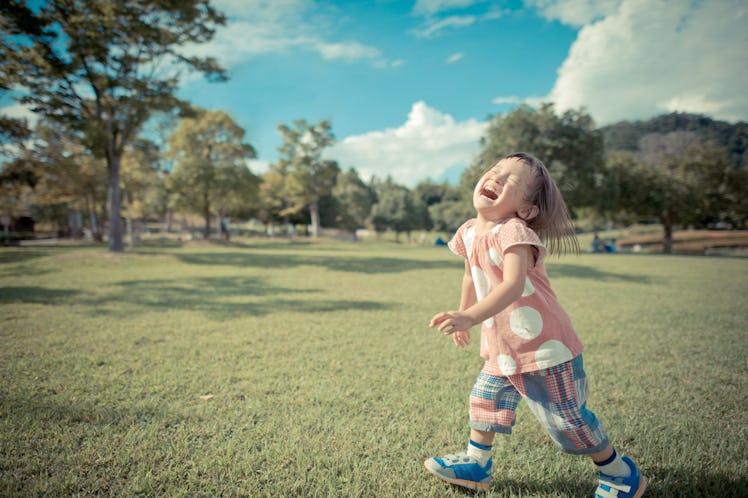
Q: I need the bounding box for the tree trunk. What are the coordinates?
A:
[107,154,124,252]
[98,196,107,242]
[2,216,9,246]
[219,212,230,241]
[203,192,211,239]
[310,201,321,238]
[124,188,135,248]
[661,213,673,254]
[86,193,101,241]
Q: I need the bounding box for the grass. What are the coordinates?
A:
[1,239,747,497]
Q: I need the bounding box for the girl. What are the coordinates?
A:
[425,153,646,497]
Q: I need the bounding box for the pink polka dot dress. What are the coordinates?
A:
[448,217,583,376]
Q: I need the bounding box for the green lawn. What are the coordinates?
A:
[1,240,746,497]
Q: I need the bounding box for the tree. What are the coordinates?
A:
[0,116,32,157]
[412,180,467,232]
[601,112,748,169]
[462,103,605,210]
[257,168,289,233]
[276,119,338,238]
[331,168,375,235]
[602,132,739,253]
[165,109,257,238]
[121,138,164,244]
[428,198,475,233]
[0,157,37,240]
[600,111,748,238]
[0,92,35,238]
[0,0,226,251]
[369,177,419,241]
[20,120,108,238]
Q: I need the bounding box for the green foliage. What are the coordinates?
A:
[428,199,474,232]
[165,108,259,236]
[600,131,746,251]
[0,116,32,153]
[275,119,339,237]
[10,121,108,235]
[412,181,467,232]
[330,168,376,231]
[369,177,420,238]
[0,0,227,251]
[0,243,746,496]
[601,112,748,168]
[599,113,748,235]
[257,169,288,226]
[121,138,167,221]
[462,103,605,210]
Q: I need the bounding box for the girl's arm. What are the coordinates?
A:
[459,259,477,311]
[430,244,530,335]
[450,260,477,347]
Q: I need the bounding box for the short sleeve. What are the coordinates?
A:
[498,218,546,266]
[447,220,475,260]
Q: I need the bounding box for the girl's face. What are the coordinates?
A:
[472,157,537,222]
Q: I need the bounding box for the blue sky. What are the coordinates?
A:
[3,0,747,186]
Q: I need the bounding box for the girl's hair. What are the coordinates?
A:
[504,152,580,256]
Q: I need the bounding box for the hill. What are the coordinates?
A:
[600,112,748,168]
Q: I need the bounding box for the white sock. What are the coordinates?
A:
[595,449,631,477]
[466,439,492,467]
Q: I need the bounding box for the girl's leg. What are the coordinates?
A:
[590,444,614,463]
[424,368,517,491]
[470,428,496,447]
[518,357,646,497]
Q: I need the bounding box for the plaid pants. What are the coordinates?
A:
[468,355,609,455]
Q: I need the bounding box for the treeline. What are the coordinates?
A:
[1,1,747,253]
[4,104,748,253]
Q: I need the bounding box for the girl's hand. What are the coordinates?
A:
[451,329,471,348]
[429,311,475,337]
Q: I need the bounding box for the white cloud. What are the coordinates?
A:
[181,0,394,70]
[541,0,748,124]
[413,0,486,17]
[214,0,311,22]
[491,96,522,105]
[413,15,478,38]
[326,101,486,187]
[314,40,381,61]
[411,1,507,38]
[524,0,620,27]
[248,158,271,175]
[446,52,464,63]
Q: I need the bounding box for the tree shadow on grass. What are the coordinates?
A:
[175,251,457,274]
[644,465,748,497]
[547,263,654,284]
[0,248,51,265]
[0,248,58,278]
[437,477,592,497]
[0,286,80,304]
[0,276,397,320]
[0,388,166,429]
[462,467,747,498]
[85,275,396,320]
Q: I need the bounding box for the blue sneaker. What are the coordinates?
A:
[424,452,492,491]
[596,456,647,498]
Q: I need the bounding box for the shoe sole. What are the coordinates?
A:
[423,460,491,492]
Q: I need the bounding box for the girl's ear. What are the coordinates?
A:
[519,205,539,221]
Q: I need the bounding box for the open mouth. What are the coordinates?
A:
[480,186,498,200]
